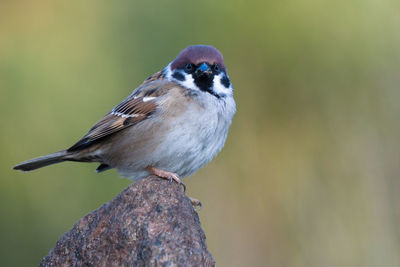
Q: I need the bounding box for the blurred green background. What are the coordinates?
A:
[1,0,400,266]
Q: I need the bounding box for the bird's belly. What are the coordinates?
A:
[112,109,228,180]
[145,113,224,177]
[154,127,222,177]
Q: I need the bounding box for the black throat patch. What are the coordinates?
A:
[193,74,220,98]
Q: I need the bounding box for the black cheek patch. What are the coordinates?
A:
[221,75,231,88]
[172,72,185,81]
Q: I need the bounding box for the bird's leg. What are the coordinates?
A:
[146,166,186,192]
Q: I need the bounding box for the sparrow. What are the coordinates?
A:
[13,45,236,191]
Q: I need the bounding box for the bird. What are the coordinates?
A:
[13,45,236,192]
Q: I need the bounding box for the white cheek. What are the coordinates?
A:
[213,74,232,96]
[164,64,200,91]
[177,73,198,90]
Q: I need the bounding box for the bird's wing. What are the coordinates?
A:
[68,74,175,151]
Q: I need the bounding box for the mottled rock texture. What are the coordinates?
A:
[39,176,215,267]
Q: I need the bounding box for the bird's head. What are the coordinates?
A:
[164,45,232,99]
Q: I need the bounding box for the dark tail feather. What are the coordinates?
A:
[96,163,112,173]
[13,150,70,171]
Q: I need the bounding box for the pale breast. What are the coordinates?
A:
[104,86,235,179]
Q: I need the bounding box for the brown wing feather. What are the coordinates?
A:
[67,75,173,152]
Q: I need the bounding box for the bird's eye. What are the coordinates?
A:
[213,64,220,72]
[185,64,194,72]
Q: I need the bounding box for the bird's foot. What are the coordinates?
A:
[146,166,186,192]
[189,197,202,210]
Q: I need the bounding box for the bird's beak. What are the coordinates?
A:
[195,63,212,77]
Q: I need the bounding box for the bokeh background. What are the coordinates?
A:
[1,0,400,266]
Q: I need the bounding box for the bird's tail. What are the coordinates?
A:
[13,150,70,172]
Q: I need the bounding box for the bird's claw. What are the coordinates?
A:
[189,197,202,210]
[147,166,186,192]
[180,182,186,192]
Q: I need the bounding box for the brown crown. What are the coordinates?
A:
[170,45,226,71]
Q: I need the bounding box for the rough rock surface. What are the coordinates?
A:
[39,176,215,267]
